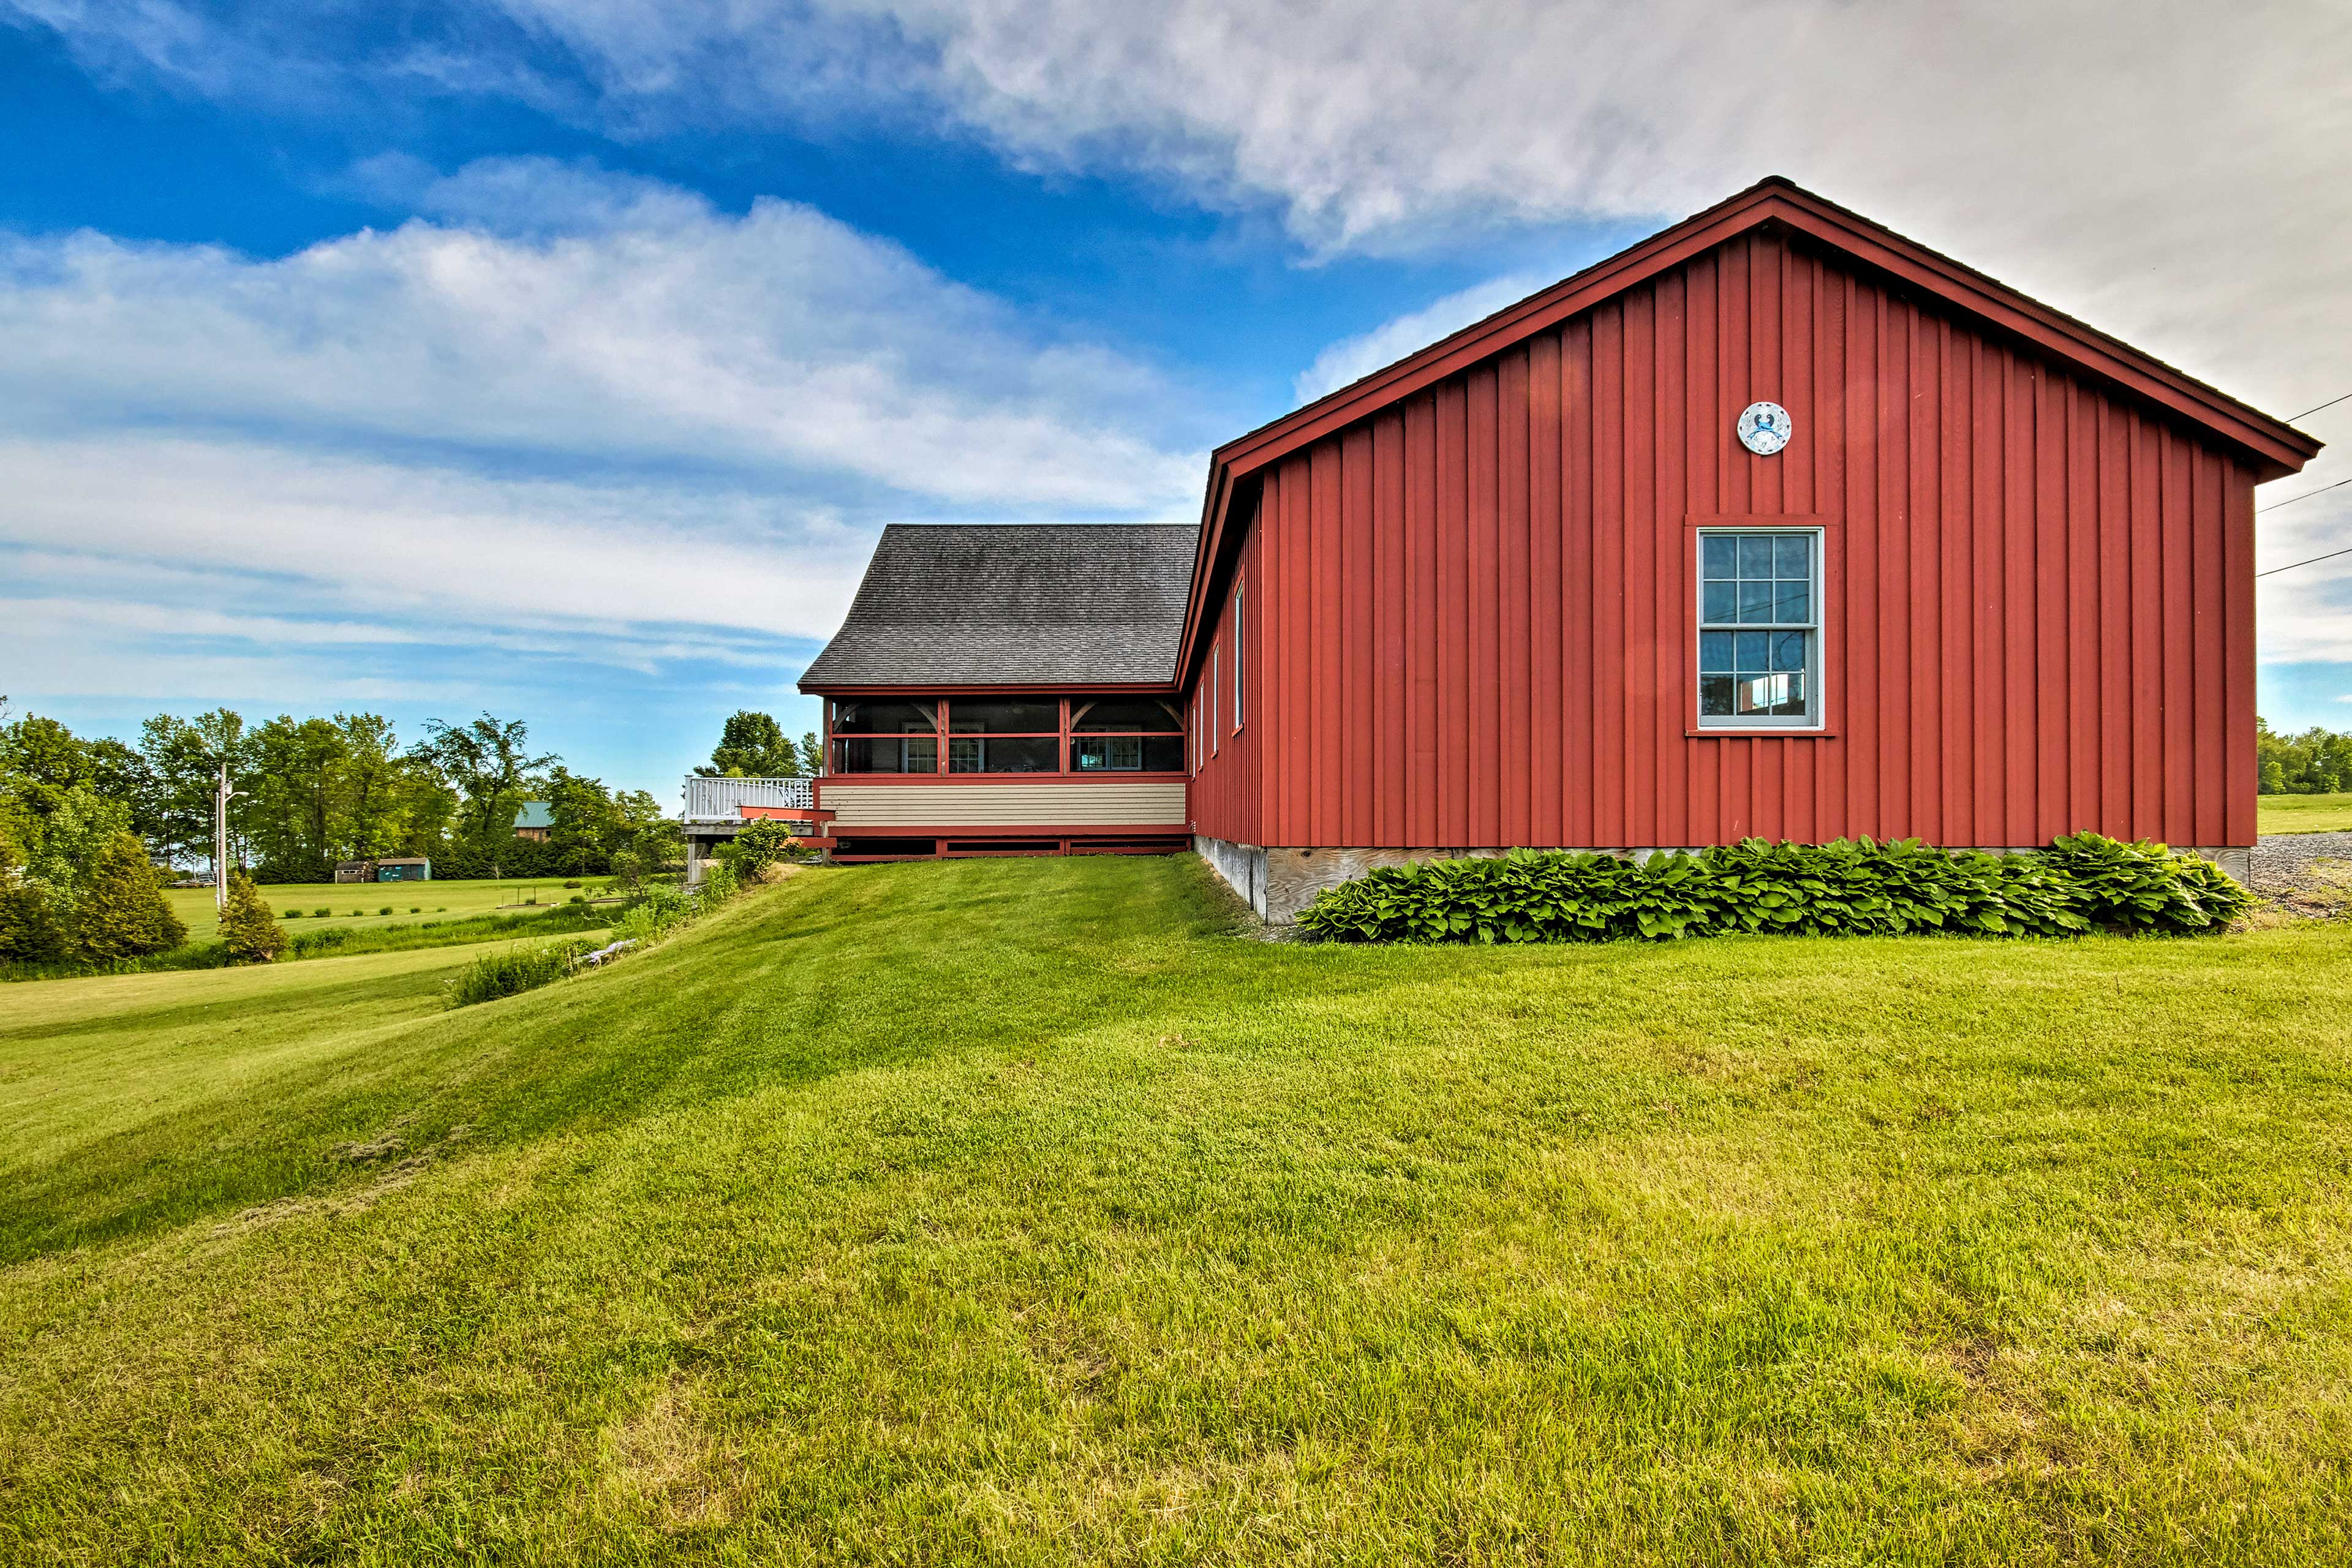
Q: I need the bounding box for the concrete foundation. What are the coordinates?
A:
[1194,837,2256,924]
[2195,846,2252,884]
[683,826,740,886]
[1194,838,1522,923]
[1194,834,1270,918]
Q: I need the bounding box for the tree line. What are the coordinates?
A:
[2257,718,2352,796]
[0,699,680,890]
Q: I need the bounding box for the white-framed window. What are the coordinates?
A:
[1697,527,1822,728]
[1210,646,1221,756]
[1232,583,1245,733]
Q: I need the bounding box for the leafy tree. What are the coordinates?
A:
[83,736,151,823]
[247,715,349,879]
[332,714,414,862]
[797,730,825,776]
[2,712,96,819]
[413,714,556,848]
[217,870,288,963]
[72,830,186,963]
[23,786,132,910]
[607,789,682,892]
[388,753,459,856]
[696,710,799,777]
[545,766,621,875]
[138,709,250,872]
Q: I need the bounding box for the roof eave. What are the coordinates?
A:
[797,679,1180,696]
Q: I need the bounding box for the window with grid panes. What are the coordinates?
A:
[1697,530,1820,726]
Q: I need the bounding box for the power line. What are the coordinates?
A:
[2256,475,2352,514]
[2289,390,2352,423]
[2258,543,2352,579]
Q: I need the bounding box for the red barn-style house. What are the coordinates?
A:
[796,178,2321,919]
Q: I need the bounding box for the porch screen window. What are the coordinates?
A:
[947,698,1059,774]
[831,699,937,773]
[1069,699,1184,773]
[1697,530,1819,726]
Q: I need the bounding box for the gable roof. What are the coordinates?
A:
[799,523,1198,690]
[1177,175,2324,684]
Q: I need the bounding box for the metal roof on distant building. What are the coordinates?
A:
[799,524,1199,689]
[513,801,554,831]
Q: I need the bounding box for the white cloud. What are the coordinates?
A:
[875,1,2350,412]
[1293,272,1548,405]
[0,154,1209,741]
[0,160,1203,509]
[21,4,2347,411]
[0,432,869,639]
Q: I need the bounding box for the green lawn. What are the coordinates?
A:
[2260,793,2352,835]
[6,858,2352,1564]
[165,875,604,943]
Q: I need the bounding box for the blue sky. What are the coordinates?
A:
[4,0,2348,797]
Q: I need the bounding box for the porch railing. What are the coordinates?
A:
[682,775,815,823]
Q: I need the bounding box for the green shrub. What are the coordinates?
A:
[720,818,801,876]
[314,907,330,918]
[698,860,741,905]
[444,939,591,1009]
[564,879,582,889]
[612,883,695,947]
[279,907,301,919]
[72,832,187,963]
[1296,834,2245,945]
[0,882,69,965]
[410,905,421,913]
[2037,832,2251,931]
[378,905,393,916]
[219,871,289,963]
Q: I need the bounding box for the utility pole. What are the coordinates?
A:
[214,760,244,916]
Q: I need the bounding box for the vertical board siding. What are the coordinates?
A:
[1184,493,1263,846]
[1195,230,2261,851]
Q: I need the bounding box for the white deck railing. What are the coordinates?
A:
[682,775,816,822]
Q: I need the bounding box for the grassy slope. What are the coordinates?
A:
[2259,793,2352,835]
[166,876,597,943]
[4,859,2352,1565]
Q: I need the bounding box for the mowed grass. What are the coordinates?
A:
[165,875,597,943]
[4,857,2352,1565]
[2259,792,2352,835]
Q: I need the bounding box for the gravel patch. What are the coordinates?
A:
[2250,831,2352,894]
[2250,831,2352,920]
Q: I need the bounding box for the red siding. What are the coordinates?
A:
[1187,502,1264,845]
[1188,229,2263,851]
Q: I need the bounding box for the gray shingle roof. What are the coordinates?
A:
[799,524,1199,688]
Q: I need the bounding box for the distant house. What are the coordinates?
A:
[513,802,554,842]
[791,177,2321,918]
